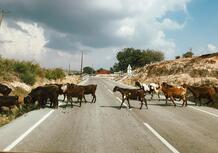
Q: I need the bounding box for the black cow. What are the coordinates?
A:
[0,96,19,107]
[0,83,12,96]
[24,85,59,108]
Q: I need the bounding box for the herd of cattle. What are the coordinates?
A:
[0,83,97,110]
[113,81,218,109]
[0,80,218,111]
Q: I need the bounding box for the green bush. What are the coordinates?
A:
[0,56,65,84]
[45,68,65,80]
[20,71,36,85]
[12,61,40,85]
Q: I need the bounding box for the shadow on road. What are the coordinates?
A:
[100,105,146,110]
[100,105,127,110]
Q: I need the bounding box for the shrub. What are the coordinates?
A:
[20,71,36,85]
[45,68,65,80]
[183,51,194,58]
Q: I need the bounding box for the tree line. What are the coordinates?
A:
[111,48,164,72]
[83,48,165,74]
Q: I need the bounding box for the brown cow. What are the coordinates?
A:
[161,82,187,107]
[65,84,84,107]
[113,86,148,109]
[187,85,217,106]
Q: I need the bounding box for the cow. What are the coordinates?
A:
[113,86,148,109]
[0,83,12,96]
[24,85,59,109]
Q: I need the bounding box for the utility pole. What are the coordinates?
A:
[80,51,84,77]
[0,9,9,27]
[91,64,94,76]
[68,64,71,75]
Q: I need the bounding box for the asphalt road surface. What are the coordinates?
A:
[0,77,218,153]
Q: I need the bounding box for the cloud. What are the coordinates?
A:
[0,0,191,69]
[207,44,217,53]
[0,21,47,60]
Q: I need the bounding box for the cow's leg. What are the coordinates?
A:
[194,97,197,106]
[165,95,168,104]
[206,96,213,105]
[144,97,148,109]
[66,96,69,108]
[119,99,125,109]
[92,93,96,103]
[83,95,87,103]
[170,96,176,107]
[63,93,66,102]
[182,96,187,107]
[79,97,82,107]
[199,97,202,106]
[150,93,153,100]
[139,97,144,109]
[70,98,73,108]
[158,93,160,101]
[185,96,188,107]
[127,98,131,109]
[94,94,96,103]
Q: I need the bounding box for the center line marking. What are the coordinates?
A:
[4,110,55,151]
[143,123,180,153]
[107,89,114,95]
[116,97,127,107]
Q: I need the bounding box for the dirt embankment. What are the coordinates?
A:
[122,53,218,86]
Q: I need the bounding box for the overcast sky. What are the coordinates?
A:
[0,0,217,70]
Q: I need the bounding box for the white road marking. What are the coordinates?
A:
[143,123,180,153]
[4,110,55,151]
[115,97,133,110]
[188,106,218,118]
[107,89,114,95]
[174,101,218,118]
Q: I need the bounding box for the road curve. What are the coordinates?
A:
[0,77,218,153]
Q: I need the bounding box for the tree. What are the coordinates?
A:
[183,51,194,58]
[113,48,164,72]
[142,49,164,64]
[116,48,144,71]
[83,66,95,74]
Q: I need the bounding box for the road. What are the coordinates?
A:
[0,77,218,153]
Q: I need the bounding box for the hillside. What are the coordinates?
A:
[122,53,218,86]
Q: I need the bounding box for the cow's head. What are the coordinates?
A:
[24,95,32,105]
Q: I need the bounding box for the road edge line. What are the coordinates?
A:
[188,106,218,118]
[143,122,180,153]
[3,109,55,151]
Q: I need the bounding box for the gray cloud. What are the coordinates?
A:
[0,0,190,69]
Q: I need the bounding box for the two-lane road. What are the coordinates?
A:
[1,77,218,153]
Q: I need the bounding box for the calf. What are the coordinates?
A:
[0,83,12,96]
[161,82,187,107]
[113,86,147,109]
